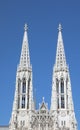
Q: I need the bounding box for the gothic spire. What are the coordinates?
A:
[9,24,34,130]
[51,24,74,112]
[19,24,30,69]
[55,24,67,70]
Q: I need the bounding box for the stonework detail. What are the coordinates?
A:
[9,24,77,130]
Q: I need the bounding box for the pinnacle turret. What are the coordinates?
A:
[55,24,67,70]
[19,24,30,69]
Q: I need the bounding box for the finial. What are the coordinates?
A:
[58,24,62,32]
[24,24,28,31]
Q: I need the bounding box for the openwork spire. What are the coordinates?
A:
[19,24,30,69]
[55,24,67,70]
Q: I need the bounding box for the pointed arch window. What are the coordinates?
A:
[22,78,26,93]
[21,95,25,108]
[60,78,65,108]
[20,78,26,109]
[61,95,65,108]
[61,78,64,93]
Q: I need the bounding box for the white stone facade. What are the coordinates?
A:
[9,24,77,130]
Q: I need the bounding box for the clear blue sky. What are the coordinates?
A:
[0,0,80,129]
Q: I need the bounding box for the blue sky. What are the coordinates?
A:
[0,0,80,129]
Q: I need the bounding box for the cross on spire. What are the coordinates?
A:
[24,24,28,31]
[58,24,62,32]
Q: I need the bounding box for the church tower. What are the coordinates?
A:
[51,24,77,130]
[9,24,34,130]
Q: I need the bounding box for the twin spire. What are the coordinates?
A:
[9,24,77,130]
[19,24,30,69]
[55,24,67,70]
[19,23,66,71]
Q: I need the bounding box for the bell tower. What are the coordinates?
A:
[51,24,77,130]
[9,24,34,130]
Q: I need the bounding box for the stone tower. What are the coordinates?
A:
[9,24,77,130]
[9,24,34,130]
[51,24,77,130]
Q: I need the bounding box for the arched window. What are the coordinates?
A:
[61,78,65,108]
[22,78,26,93]
[61,95,65,108]
[21,95,25,108]
[61,78,64,93]
[21,78,26,109]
